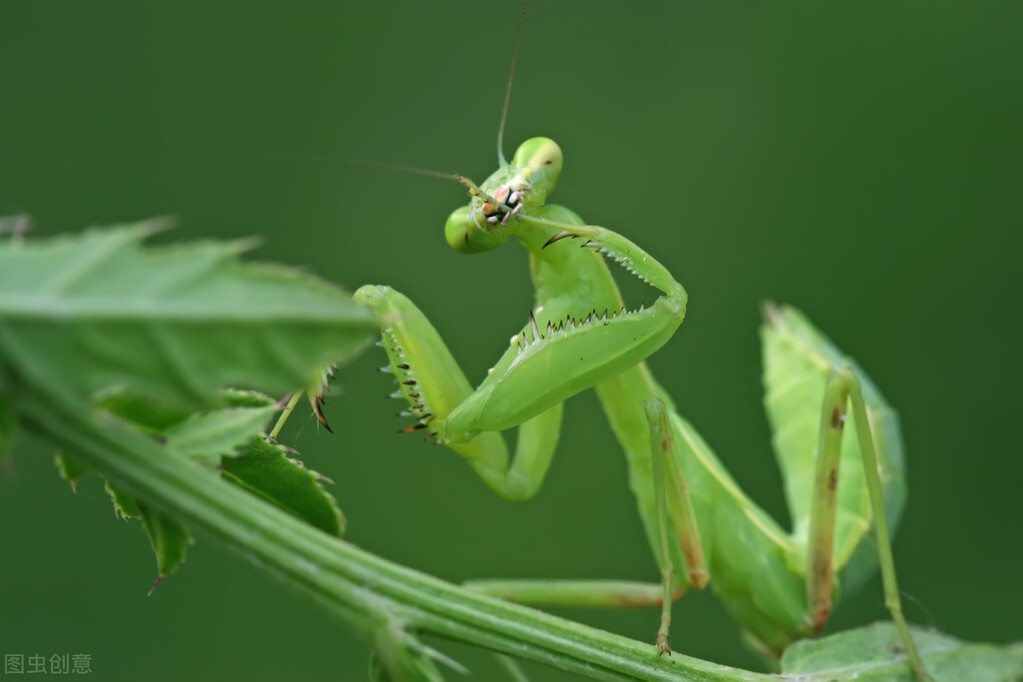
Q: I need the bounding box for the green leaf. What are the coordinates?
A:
[0,223,376,410]
[165,403,279,465]
[781,622,1023,681]
[106,480,142,519]
[221,437,343,536]
[101,388,278,435]
[220,389,279,410]
[55,451,88,491]
[99,389,196,432]
[105,480,192,581]
[138,503,193,582]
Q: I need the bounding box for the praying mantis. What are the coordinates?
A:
[306,7,931,680]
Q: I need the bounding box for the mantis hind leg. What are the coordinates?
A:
[463,579,685,609]
[806,367,931,680]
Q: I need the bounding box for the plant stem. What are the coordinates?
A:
[18,391,768,682]
[268,391,303,441]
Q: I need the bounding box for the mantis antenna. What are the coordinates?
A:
[250,5,531,206]
[247,149,502,206]
[496,0,529,166]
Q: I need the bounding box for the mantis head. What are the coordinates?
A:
[445,137,563,254]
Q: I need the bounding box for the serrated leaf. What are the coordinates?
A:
[219,389,278,410]
[106,480,141,519]
[101,388,279,434]
[99,389,196,432]
[105,481,192,581]
[165,404,278,465]
[221,437,343,536]
[55,451,88,491]
[0,223,376,410]
[780,622,1023,681]
[138,503,192,582]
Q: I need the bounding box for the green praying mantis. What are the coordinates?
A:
[298,9,931,681]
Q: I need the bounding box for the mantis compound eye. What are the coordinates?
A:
[512,137,563,192]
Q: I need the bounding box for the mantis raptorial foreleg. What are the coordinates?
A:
[353,283,562,502]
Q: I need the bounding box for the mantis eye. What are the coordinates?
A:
[512,137,563,193]
[445,206,509,254]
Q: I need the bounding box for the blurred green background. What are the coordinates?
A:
[2,2,1021,680]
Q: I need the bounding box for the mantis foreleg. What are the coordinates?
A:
[353,285,562,502]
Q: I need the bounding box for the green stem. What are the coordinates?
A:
[19,391,767,682]
[268,390,303,441]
